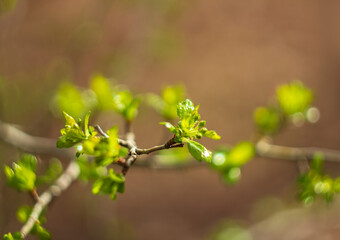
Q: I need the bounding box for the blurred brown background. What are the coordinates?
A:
[1,1,340,239]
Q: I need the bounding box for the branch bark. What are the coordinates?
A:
[256,137,340,162]
[20,160,80,238]
[0,120,74,158]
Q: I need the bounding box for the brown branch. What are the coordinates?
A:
[256,137,340,162]
[20,160,80,238]
[0,121,74,158]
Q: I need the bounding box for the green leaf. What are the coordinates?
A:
[277,81,313,116]
[254,106,282,134]
[148,85,185,119]
[185,139,212,163]
[228,141,255,166]
[35,225,51,240]
[4,155,38,191]
[113,90,141,121]
[82,126,120,166]
[92,169,125,200]
[17,205,32,223]
[211,149,230,170]
[84,111,91,137]
[36,159,63,186]
[177,99,194,119]
[3,232,22,240]
[76,156,107,181]
[90,74,115,110]
[159,122,176,133]
[202,130,221,140]
[222,167,242,184]
[56,111,90,148]
[161,99,220,144]
[53,82,91,119]
[19,154,37,172]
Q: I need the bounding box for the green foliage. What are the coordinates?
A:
[91,75,115,110]
[54,82,95,119]
[208,221,252,240]
[76,156,107,181]
[4,154,37,191]
[277,81,313,116]
[89,74,141,121]
[16,206,51,240]
[161,99,220,162]
[147,85,185,119]
[212,142,255,184]
[3,232,22,240]
[298,153,340,204]
[253,106,282,134]
[57,111,121,166]
[54,75,141,121]
[56,111,95,148]
[228,142,255,166]
[81,127,121,166]
[254,81,317,134]
[92,169,125,200]
[184,139,212,163]
[36,159,63,186]
[113,90,141,122]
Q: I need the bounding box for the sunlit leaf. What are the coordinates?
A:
[277,81,313,116]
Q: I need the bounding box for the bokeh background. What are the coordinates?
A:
[1,1,340,239]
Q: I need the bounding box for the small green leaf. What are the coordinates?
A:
[222,167,242,184]
[17,205,32,223]
[147,85,186,120]
[56,111,90,148]
[177,99,194,119]
[277,81,313,116]
[91,169,125,200]
[53,82,87,119]
[90,74,115,110]
[254,106,282,134]
[84,111,91,137]
[228,141,255,166]
[36,159,63,186]
[19,154,37,172]
[159,122,176,133]
[185,139,212,163]
[211,149,230,170]
[203,130,221,140]
[3,232,22,240]
[112,90,141,121]
[4,155,38,191]
[35,225,51,240]
[76,156,107,181]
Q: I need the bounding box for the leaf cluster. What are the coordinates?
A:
[211,142,255,184]
[298,153,340,204]
[147,85,185,120]
[4,154,37,191]
[57,111,121,167]
[54,75,141,121]
[254,81,317,134]
[92,169,125,200]
[16,205,51,240]
[161,99,220,163]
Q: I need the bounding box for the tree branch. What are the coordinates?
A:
[20,160,80,238]
[256,137,340,162]
[0,121,74,158]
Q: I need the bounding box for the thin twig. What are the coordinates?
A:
[20,160,80,238]
[136,143,184,155]
[256,137,340,162]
